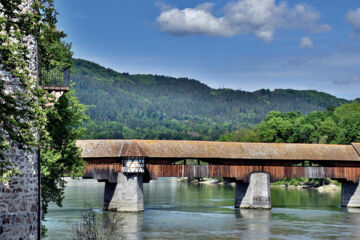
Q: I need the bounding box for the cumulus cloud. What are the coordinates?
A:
[346,8,360,37]
[156,3,231,37]
[299,37,314,49]
[156,0,331,42]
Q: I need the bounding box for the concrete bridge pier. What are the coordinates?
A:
[106,172,144,212]
[341,178,360,208]
[235,172,271,209]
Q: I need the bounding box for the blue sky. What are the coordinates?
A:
[56,0,360,99]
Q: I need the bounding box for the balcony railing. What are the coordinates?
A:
[40,67,70,91]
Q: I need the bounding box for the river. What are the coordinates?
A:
[44,178,360,239]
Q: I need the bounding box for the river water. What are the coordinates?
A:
[45,178,360,240]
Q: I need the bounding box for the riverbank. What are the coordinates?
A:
[271,178,341,192]
[176,177,341,192]
[176,177,236,186]
[271,183,340,192]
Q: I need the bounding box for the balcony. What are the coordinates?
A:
[40,67,70,91]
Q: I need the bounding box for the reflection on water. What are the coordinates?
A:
[235,209,271,239]
[343,208,360,238]
[45,178,360,240]
[120,213,143,240]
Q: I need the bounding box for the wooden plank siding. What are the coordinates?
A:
[145,164,360,183]
[83,159,360,183]
[83,158,122,182]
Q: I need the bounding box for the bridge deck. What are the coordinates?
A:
[77,140,360,161]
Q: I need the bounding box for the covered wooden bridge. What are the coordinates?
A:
[77,140,360,211]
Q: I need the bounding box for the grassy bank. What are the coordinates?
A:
[272,178,340,187]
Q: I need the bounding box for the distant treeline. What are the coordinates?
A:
[219,103,360,144]
[73,58,356,141]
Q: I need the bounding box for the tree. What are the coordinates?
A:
[333,103,360,144]
[38,0,73,71]
[41,87,87,236]
[35,1,87,237]
[256,111,296,143]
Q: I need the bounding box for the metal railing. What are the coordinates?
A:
[40,67,70,88]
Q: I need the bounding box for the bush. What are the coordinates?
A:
[72,205,125,240]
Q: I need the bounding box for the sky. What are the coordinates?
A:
[56,0,360,100]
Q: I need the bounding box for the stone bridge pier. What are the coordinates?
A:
[105,173,144,212]
[341,177,360,208]
[235,172,271,209]
[104,157,145,212]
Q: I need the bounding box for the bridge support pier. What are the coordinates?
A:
[103,181,116,210]
[341,178,360,208]
[106,172,144,212]
[235,172,271,209]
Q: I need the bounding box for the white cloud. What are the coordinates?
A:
[156,0,331,42]
[346,8,360,37]
[156,4,231,37]
[299,37,314,49]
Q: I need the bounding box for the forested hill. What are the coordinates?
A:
[72,58,350,140]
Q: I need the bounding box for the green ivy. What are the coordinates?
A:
[0,0,45,182]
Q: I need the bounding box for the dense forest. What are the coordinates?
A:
[72,58,354,140]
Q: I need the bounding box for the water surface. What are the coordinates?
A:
[45,178,360,239]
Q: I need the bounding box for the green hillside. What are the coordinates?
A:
[72,58,350,140]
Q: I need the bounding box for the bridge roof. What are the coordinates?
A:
[77,140,360,161]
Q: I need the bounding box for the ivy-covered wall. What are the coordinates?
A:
[0,0,40,239]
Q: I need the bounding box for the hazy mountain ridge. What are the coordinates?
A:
[72,58,350,140]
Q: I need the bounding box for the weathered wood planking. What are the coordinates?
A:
[83,160,360,183]
[77,140,360,161]
[83,158,121,183]
[145,164,360,183]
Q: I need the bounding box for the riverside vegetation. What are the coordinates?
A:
[219,103,360,145]
[71,205,125,240]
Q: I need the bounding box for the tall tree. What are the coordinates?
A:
[36,0,87,237]
[41,88,87,232]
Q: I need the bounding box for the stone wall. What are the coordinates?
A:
[0,0,40,239]
[0,145,39,239]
